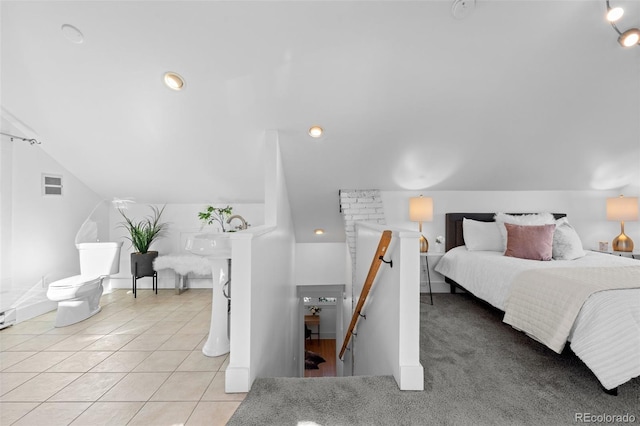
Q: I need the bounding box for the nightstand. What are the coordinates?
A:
[590,250,639,260]
[420,252,444,305]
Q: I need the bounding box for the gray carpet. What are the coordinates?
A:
[228,293,639,425]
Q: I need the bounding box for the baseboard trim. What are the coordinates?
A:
[396,364,424,391]
[225,365,251,393]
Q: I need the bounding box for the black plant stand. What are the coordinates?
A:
[132,263,157,298]
[131,251,158,298]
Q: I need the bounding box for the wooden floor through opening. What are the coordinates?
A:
[304,338,336,377]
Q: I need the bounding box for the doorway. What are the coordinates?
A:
[296,285,345,378]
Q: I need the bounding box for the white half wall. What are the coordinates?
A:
[226,130,297,392]
[350,222,423,391]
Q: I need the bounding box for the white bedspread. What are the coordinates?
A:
[504,266,640,353]
[571,289,640,390]
[434,247,640,390]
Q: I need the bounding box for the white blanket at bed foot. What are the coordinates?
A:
[570,289,640,390]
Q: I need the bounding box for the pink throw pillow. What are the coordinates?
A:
[504,223,555,261]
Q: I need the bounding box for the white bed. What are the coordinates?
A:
[435,213,640,392]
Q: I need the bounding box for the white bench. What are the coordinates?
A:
[153,255,212,294]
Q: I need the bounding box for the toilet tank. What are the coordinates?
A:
[76,242,123,277]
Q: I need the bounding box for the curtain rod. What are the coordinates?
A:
[0,131,41,145]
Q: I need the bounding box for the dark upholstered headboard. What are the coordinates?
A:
[445,213,567,252]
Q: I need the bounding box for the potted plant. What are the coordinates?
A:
[119,205,168,277]
[197,205,233,232]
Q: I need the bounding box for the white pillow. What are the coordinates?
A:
[494,212,556,251]
[463,218,504,251]
[552,217,585,260]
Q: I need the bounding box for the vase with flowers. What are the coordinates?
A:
[308,306,321,316]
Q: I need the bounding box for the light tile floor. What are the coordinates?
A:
[0,289,244,425]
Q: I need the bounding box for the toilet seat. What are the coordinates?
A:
[47,275,103,301]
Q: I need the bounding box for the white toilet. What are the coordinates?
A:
[47,242,122,327]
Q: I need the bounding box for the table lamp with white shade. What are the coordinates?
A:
[606,195,638,252]
[409,195,433,253]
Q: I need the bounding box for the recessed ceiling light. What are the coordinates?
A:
[451,0,476,20]
[164,72,185,90]
[61,24,84,44]
[314,229,325,235]
[308,126,323,138]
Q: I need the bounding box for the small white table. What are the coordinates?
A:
[590,250,639,260]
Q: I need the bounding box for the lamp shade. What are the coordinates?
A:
[606,196,639,222]
[409,196,433,222]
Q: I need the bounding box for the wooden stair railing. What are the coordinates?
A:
[339,230,392,360]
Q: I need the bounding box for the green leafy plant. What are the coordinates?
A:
[198,205,233,232]
[119,205,168,253]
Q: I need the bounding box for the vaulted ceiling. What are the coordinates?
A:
[2,1,639,242]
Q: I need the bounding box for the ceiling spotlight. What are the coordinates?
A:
[164,72,185,90]
[606,6,624,22]
[314,229,325,235]
[605,1,640,48]
[308,126,323,138]
[618,28,640,47]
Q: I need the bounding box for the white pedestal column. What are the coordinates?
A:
[202,258,230,357]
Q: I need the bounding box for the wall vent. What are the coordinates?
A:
[42,174,63,196]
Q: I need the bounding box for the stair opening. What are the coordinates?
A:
[296,284,345,378]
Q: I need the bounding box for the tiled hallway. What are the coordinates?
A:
[0,288,244,425]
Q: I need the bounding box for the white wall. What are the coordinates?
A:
[1,140,102,312]
[342,245,353,376]
[1,139,12,291]
[12,144,103,282]
[295,242,347,286]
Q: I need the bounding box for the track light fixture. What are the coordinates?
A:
[0,132,41,145]
[606,1,640,47]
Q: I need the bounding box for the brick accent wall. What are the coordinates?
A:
[339,189,386,265]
